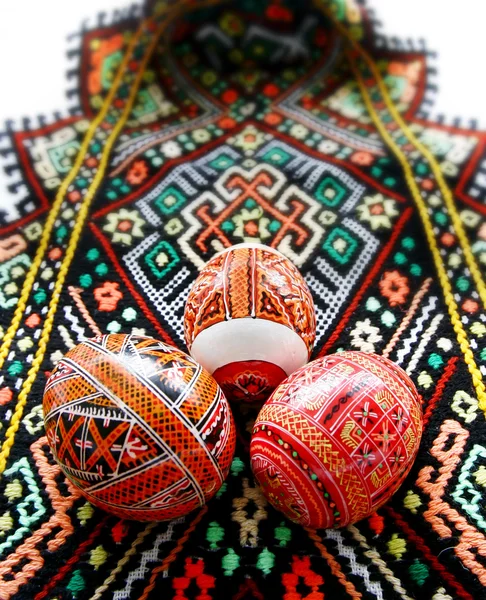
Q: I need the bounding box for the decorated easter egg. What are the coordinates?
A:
[250,351,422,528]
[184,243,316,404]
[43,333,236,521]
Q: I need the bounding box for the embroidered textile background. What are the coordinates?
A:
[0,0,485,598]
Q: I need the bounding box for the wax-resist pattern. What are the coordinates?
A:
[185,245,316,352]
[43,334,236,521]
[184,244,316,403]
[251,351,423,528]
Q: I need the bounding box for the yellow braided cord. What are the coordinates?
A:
[314,0,486,309]
[356,51,486,310]
[345,51,486,412]
[0,14,173,476]
[0,0,230,476]
[0,24,144,373]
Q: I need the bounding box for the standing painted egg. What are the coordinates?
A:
[184,243,316,404]
[43,334,236,521]
[250,351,422,528]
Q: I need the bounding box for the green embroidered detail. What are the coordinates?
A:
[34,289,47,305]
[155,186,187,215]
[231,457,245,476]
[122,307,137,322]
[86,248,100,261]
[381,310,396,327]
[256,547,275,575]
[322,227,359,265]
[401,237,415,250]
[394,252,407,265]
[145,240,180,279]
[275,522,292,547]
[456,276,470,292]
[409,560,429,586]
[206,522,225,550]
[95,263,109,276]
[410,263,422,276]
[0,457,46,554]
[67,570,86,597]
[428,353,444,369]
[222,548,240,576]
[7,361,23,376]
[451,444,486,532]
[107,321,122,334]
[210,154,235,170]
[315,177,347,207]
[434,211,448,226]
[366,297,381,312]
[79,273,93,288]
[216,482,227,498]
[262,147,291,166]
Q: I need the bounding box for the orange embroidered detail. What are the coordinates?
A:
[0,388,12,406]
[68,286,103,335]
[0,234,27,263]
[25,313,41,328]
[350,151,374,166]
[0,437,81,596]
[85,157,98,168]
[88,34,125,95]
[264,112,283,126]
[417,419,486,585]
[421,179,435,191]
[441,232,456,247]
[462,299,479,314]
[67,190,82,203]
[218,117,236,129]
[126,160,149,185]
[379,270,410,307]
[93,281,123,311]
[48,247,63,261]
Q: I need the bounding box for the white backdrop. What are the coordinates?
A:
[0,0,485,211]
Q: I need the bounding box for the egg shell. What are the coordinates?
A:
[184,243,316,404]
[43,334,236,521]
[250,351,423,528]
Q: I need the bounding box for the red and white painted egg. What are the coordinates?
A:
[184,243,316,404]
[250,351,422,528]
[43,334,236,521]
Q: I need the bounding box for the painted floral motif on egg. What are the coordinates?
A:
[250,351,423,528]
[43,334,236,521]
[184,243,316,404]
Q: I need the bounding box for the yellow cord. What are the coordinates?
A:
[0,17,165,475]
[0,0,228,475]
[345,50,486,411]
[314,0,486,310]
[0,22,144,373]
